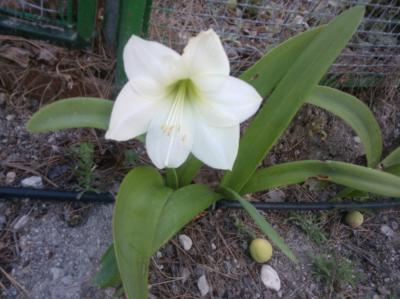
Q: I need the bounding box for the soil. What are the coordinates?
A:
[1,5,400,299]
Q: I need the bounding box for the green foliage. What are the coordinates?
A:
[93,244,121,288]
[222,6,365,192]
[70,142,95,190]
[241,160,400,197]
[221,187,297,262]
[26,97,113,133]
[287,212,327,245]
[113,166,220,298]
[307,86,382,167]
[312,253,361,291]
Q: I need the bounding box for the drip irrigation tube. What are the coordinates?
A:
[1,186,400,210]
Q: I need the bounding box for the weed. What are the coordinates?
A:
[70,142,96,190]
[287,212,328,245]
[311,253,361,292]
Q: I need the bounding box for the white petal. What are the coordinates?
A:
[146,103,193,169]
[192,122,239,170]
[123,35,181,83]
[194,76,262,127]
[105,83,160,141]
[182,29,229,77]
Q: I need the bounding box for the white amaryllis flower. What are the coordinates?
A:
[105,29,262,170]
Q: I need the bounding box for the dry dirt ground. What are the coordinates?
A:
[1,12,400,299]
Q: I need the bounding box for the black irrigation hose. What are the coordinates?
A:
[1,186,400,210]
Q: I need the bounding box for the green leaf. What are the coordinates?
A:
[96,184,220,293]
[240,26,323,98]
[307,86,382,167]
[241,160,400,198]
[93,244,121,288]
[153,184,220,251]
[222,6,365,192]
[176,155,203,187]
[382,146,400,168]
[26,97,113,132]
[113,166,172,299]
[221,187,297,262]
[113,166,220,298]
[165,168,179,189]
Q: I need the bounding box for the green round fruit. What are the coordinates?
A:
[249,238,273,263]
[345,211,364,228]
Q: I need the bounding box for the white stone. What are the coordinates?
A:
[381,225,395,238]
[6,172,16,184]
[353,136,361,144]
[181,267,190,283]
[13,215,30,230]
[50,267,63,280]
[179,234,193,251]
[21,176,43,189]
[261,265,281,292]
[197,275,210,297]
[211,243,217,250]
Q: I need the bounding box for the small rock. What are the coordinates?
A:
[6,114,14,121]
[261,265,281,292]
[61,275,73,285]
[391,221,398,231]
[381,225,395,237]
[197,275,210,297]
[50,267,63,280]
[21,176,43,189]
[211,243,217,250]
[353,136,361,144]
[179,234,193,251]
[0,216,6,228]
[13,215,30,230]
[267,190,285,202]
[156,251,163,258]
[378,286,391,296]
[181,267,190,283]
[6,172,16,184]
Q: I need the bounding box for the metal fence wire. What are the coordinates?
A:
[0,0,73,26]
[149,0,400,87]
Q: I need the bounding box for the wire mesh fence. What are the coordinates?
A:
[149,0,400,87]
[0,0,73,27]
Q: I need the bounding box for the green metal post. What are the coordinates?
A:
[77,0,98,42]
[116,0,153,88]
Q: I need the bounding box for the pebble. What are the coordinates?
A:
[391,221,398,231]
[5,171,16,184]
[6,114,14,121]
[178,234,193,251]
[181,267,190,283]
[50,267,63,280]
[197,275,210,297]
[156,251,163,258]
[211,243,217,250]
[13,215,30,230]
[261,265,281,292]
[21,176,43,189]
[353,136,361,143]
[0,216,6,228]
[380,225,395,238]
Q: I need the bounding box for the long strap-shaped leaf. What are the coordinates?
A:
[221,7,365,193]
[113,166,220,299]
[26,97,113,132]
[382,146,400,168]
[241,160,400,197]
[307,86,382,167]
[221,187,297,262]
[113,167,172,299]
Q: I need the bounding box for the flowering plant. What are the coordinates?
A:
[27,6,400,298]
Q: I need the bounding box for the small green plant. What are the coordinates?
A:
[70,142,95,190]
[312,254,361,292]
[288,212,328,245]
